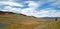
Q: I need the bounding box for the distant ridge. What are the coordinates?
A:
[37,17,60,19]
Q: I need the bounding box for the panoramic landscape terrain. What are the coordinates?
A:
[0,11,60,29]
[0,0,60,29]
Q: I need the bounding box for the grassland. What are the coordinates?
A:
[0,14,60,29]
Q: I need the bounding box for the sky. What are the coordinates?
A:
[0,0,60,17]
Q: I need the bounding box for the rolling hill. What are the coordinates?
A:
[0,11,60,29]
[0,11,38,24]
[0,11,39,29]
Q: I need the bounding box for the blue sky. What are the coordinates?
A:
[0,0,60,17]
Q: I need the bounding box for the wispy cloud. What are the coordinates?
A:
[0,1,23,7]
[0,0,60,17]
[33,8,60,17]
[4,6,21,13]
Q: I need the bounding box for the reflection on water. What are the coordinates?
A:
[0,23,10,28]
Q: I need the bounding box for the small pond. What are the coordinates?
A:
[0,23,10,28]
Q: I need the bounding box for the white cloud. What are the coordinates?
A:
[4,6,21,13]
[28,1,39,7]
[3,6,60,17]
[20,1,40,16]
[20,8,36,16]
[0,0,12,1]
[0,10,8,12]
[24,1,39,8]
[51,1,60,6]
[0,0,60,17]
[33,8,60,17]
[7,0,13,1]
[0,1,23,7]
[0,1,39,16]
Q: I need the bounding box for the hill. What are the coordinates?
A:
[0,11,60,29]
[0,11,38,24]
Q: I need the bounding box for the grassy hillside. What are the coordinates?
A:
[0,11,60,29]
[0,11,39,29]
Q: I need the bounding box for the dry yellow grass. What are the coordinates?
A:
[0,14,40,29]
[0,13,60,29]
